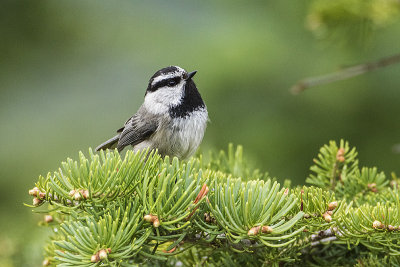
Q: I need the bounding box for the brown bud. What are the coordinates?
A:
[372,220,383,229]
[73,191,82,201]
[33,198,42,206]
[44,215,53,223]
[248,226,260,236]
[326,210,333,216]
[328,201,338,211]
[39,192,46,199]
[42,259,50,266]
[81,190,89,199]
[69,189,76,196]
[261,226,273,234]
[336,148,345,162]
[144,214,159,226]
[153,218,160,228]
[98,249,108,260]
[106,248,112,253]
[388,225,395,231]
[144,214,153,222]
[29,187,40,196]
[91,253,100,263]
[323,213,332,223]
[368,183,377,192]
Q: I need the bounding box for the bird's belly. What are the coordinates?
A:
[134,109,207,159]
[169,109,208,159]
[132,140,153,154]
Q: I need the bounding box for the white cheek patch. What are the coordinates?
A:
[144,83,184,114]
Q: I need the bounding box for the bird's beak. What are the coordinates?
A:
[186,71,197,80]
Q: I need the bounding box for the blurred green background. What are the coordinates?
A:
[1,0,399,265]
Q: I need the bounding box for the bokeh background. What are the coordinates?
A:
[1,0,399,265]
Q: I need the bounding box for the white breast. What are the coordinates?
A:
[133,108,208,159]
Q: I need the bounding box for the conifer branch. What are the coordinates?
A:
[28,141,400,266]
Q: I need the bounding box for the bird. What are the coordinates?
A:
[95,66,208,160]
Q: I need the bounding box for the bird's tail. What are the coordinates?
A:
[95,135,119,151]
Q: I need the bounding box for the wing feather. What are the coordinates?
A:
[116,111,158,152]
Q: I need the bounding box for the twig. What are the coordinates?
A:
[291,53,400,94]
[184,233,260,251]
[310,228,342,246]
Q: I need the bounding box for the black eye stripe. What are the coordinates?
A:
[149,76,181,92]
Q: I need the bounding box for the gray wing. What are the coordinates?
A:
[116,109,159,152]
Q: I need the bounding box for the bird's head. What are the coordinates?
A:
[144,66,198,114]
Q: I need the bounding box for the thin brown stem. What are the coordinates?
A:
[291,53,400,94]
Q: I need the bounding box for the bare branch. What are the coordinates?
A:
[291,53,400,94]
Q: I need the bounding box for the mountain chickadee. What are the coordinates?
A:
[95,66,208,159]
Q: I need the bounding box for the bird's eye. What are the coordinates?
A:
[168,80,177,86]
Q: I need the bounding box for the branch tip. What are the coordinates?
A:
[248,225,272,236]
[42,259,50,266]
[91,254,100,263]
[372,220,384,229]
[144,214,160,227]
[388,225,395,231]
[336,148,345,163]
[28,187,40,196]
[328,201,338,211]
[33,198,42,206]
[98,249,108,260]
[368,183,378,192]
[44,215,53,223]
[91,248,111,263]
[322,213,332,223]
